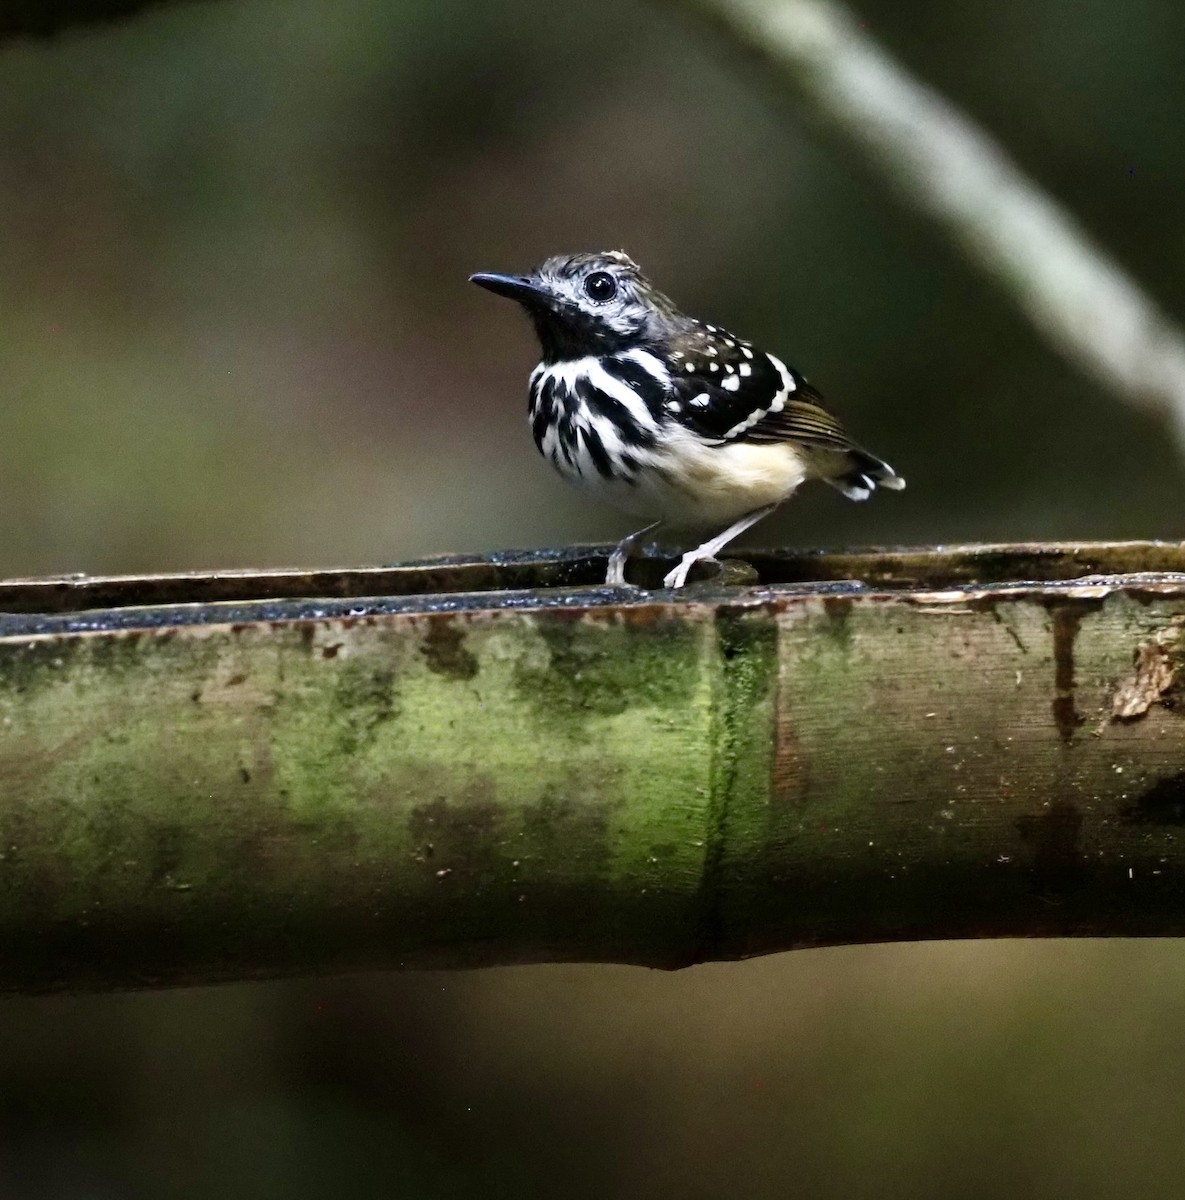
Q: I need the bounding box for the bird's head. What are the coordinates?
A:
[470,251,687,361]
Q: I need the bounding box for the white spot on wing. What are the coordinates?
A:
[766,353,795,414]
[721,375,741,392]
[691,393,710,408]
[722,408,770,438]
[714,351,798,440]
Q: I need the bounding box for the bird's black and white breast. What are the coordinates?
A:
[527,350,666,490]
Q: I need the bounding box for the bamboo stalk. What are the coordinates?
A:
[0,542,1183,990]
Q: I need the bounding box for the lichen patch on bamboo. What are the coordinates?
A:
[1110,618,1185,721]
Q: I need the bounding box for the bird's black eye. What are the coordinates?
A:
[583,271,618,303]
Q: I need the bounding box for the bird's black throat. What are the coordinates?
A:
[528,304,638,363]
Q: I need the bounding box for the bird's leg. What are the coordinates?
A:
[606,520,662,586]
[663,504,778,589]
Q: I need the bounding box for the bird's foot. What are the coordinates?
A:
[605,551,629,587]
[662,503,780,589]
[605,521,661,586]
[663,551,716,589]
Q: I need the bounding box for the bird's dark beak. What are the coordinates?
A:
[469,272,550,307]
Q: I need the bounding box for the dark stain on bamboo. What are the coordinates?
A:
[695,608,779,960]
[330,660,399,754]
[1015,800,1084,890]
[1123,772,1185,825]
[1049,603,1088,743]
[407,790,504,889]
[821,595,854,653]
[419,616,479,681]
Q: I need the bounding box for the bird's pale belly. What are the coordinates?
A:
[547,432,810,529]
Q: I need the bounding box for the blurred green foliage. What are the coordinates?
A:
[0,0,1182,579]
[0,0,1183,1195]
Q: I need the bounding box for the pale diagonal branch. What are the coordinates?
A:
[663,0,1185,450]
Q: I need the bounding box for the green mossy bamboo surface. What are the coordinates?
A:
[0,542,1184,990]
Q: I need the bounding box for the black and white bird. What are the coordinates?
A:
[471,251,904,588]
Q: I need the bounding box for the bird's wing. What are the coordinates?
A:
[664,323,848,448]
[742,388,857,450]
[664,323,904,497]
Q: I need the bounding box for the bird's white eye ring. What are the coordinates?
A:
[583,271,617,303]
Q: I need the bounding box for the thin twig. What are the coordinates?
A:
[663,0,1185,452]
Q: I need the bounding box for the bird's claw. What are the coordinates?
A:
[663,552,705,589]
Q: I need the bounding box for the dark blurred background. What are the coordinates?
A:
[0,0,1183,1195]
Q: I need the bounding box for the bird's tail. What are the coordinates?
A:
[826,447,906,502]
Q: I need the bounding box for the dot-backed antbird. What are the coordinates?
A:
[471,251,904,588]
